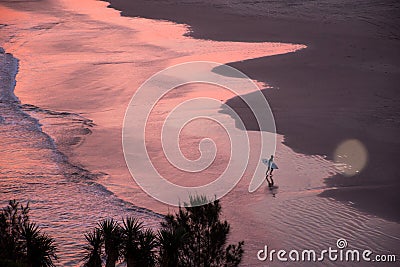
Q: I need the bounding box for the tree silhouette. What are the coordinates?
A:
[134,228,157,267]
[157,227,187,267]
[81,196,244,267]
[120,217,143,267]
[84,217,158,267]
[83,228,103,267]
[161,196,244,267]
[98,219,121,267]
[0,200,29,261]
[0,200,57,267]
[21,222,57,267]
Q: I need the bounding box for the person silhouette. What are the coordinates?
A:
[265,155,277,187]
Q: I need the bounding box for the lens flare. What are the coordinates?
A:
[334,139,368,176]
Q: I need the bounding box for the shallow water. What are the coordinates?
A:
[0,50,161,266]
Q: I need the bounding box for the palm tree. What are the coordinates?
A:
[157,227,187,267]
[98,218,121,267]
[0,200,30,261]
[83,228,103,267]
[120,217,142,267]
[135,229,157,267]
[21,222,57,267]
[120,217,143,267]
[1,200,57,267]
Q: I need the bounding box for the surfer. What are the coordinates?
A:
[265,155,277,187]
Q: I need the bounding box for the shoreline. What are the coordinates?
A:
[0,0,307,216]
[105,0,400,222]
[0,46,163,265]
[0,44,164,218]
[0,0,309,215]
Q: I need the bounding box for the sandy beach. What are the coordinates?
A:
[106,0,400,221]
[1,0,399,266]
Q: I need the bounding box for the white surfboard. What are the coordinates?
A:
[262,158,278,169]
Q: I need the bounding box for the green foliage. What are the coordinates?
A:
[0,200,57,267]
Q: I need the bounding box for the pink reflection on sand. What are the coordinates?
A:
[145,83,235,187]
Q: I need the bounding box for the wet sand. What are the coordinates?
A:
[106,0,400,222]
[0,0,304,210]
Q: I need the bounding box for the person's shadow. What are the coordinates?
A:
[265,176,278,197]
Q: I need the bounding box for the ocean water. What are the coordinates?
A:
[0,0,399,266]
[168,0,400,22]
[0,49,162,266]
